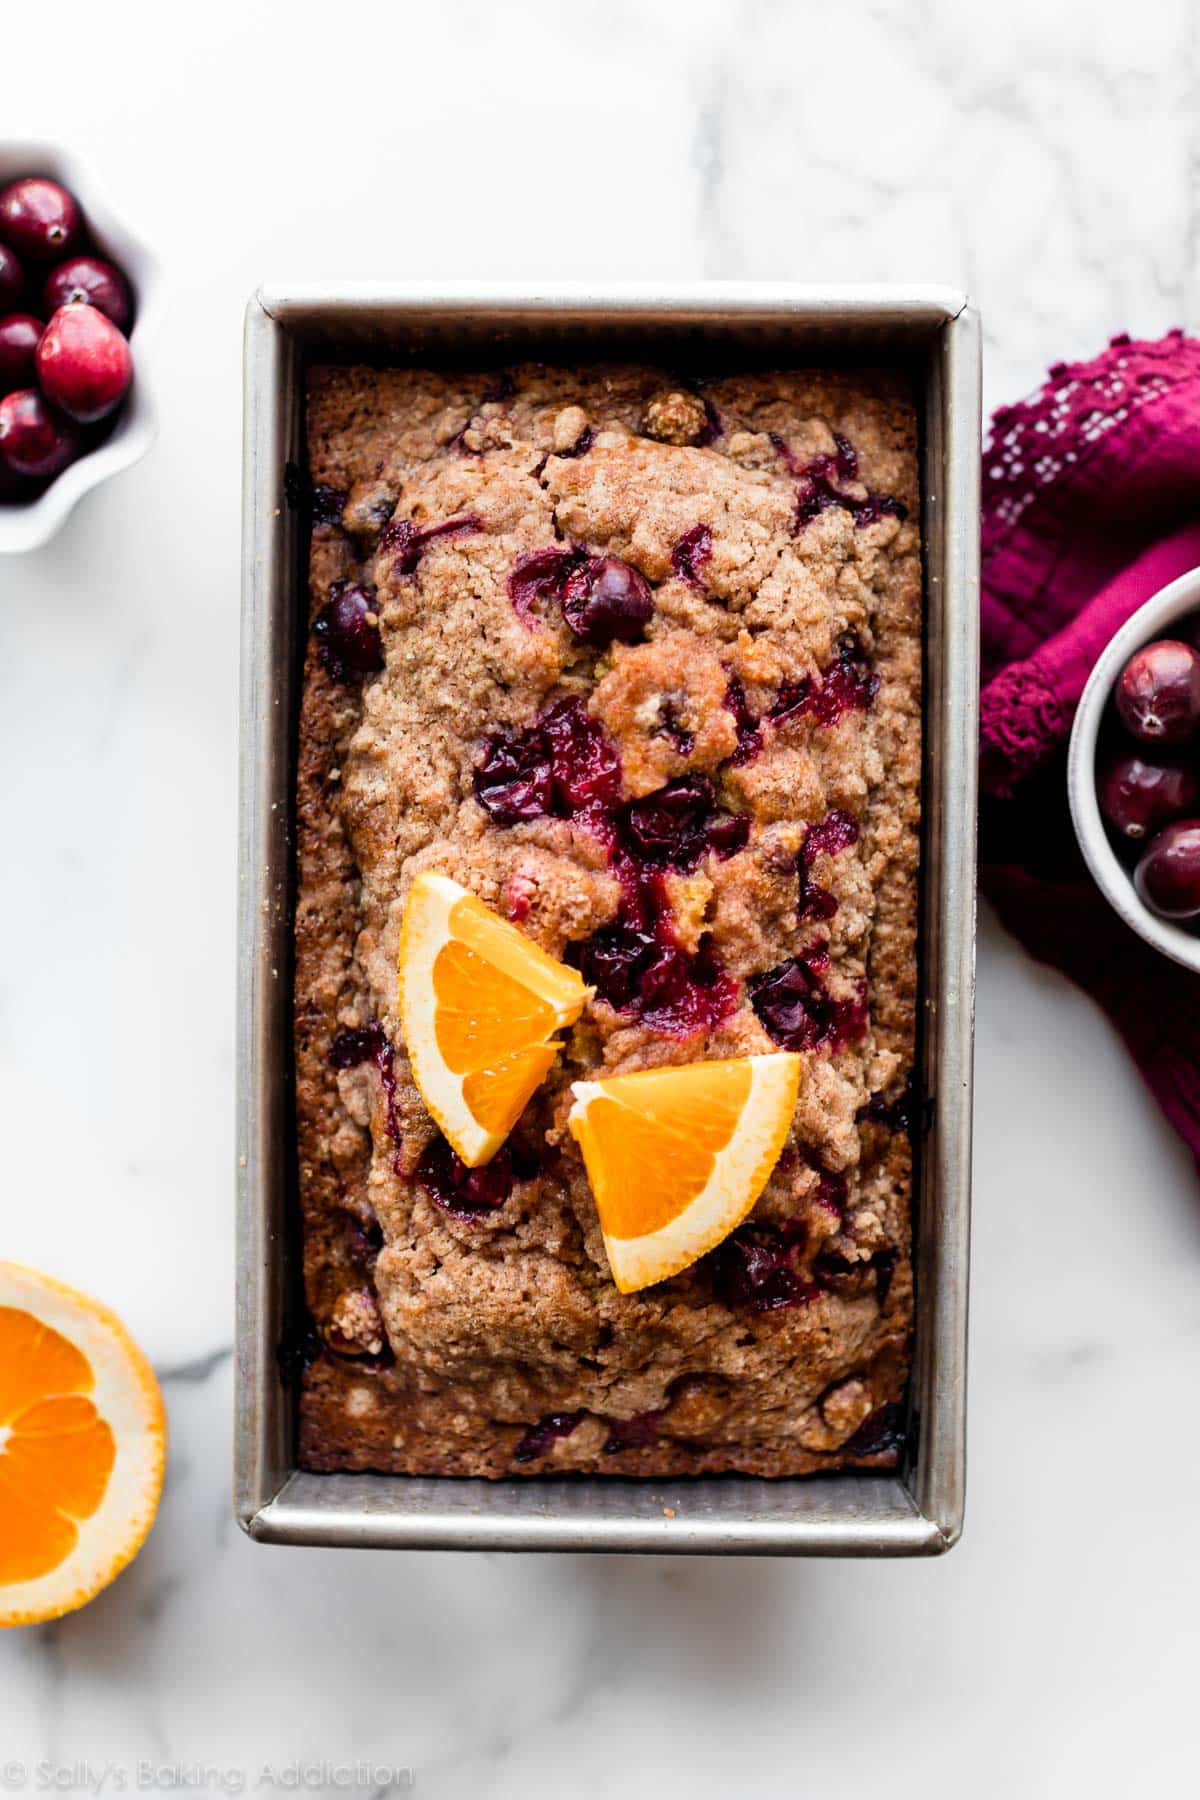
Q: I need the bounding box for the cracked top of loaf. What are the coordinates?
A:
[293,361,921,1477]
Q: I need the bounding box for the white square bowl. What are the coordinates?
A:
[0,142,161,554]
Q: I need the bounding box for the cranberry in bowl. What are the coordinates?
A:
[0,144,160,554]
[1068,564,1200,975]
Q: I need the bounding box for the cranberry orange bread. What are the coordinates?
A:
[294,363,921,1477]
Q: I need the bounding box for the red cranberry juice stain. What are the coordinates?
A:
[512,1410,584,1463]
[379,511,485,574]
[328,1024,404,1169]
[671,523,713,587]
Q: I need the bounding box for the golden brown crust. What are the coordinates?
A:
[294,363,921,1477]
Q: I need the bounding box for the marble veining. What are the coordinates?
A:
[2,0,1199,1795]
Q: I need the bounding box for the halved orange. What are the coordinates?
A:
[398,872,593,1166]
[0,1263,166,1627]
[568,1053,801,1293]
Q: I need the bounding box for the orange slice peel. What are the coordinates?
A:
[568,1052,802,1293]
[399,872,592,1166]
[0,1263,166,1627]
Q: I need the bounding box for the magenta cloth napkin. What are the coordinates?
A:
[980,330,1200,1165]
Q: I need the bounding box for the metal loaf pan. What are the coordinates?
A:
[237,285,979,1555]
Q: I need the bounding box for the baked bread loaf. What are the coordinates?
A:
[293,362,920,1477]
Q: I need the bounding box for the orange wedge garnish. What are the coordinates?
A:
[568,1053,801,1293]
[0,1263,166,1627]
[398,872,592,1166]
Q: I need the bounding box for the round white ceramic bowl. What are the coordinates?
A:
[1067,563,1200,974]
[0,143,161,555]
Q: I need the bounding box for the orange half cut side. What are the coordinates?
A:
[0,1263,166,1628]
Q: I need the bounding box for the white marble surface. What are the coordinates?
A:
[3,0,1200,1792]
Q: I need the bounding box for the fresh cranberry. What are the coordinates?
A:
[841,1401,905,1458]
[0,178,82,262]
[0,457,28,501]
[508,545,581,623]
[379,510,484,574]
[820,636,881,722]
[512,1411,584,1464]
[0,244,23,311]
[0,388,80,479]
[749,956,868,1054]
[619,775,749,871]
[508,547,653,646]
[572,898,660,1010]
[797,808,859,919]
[542,696,622,811]
[723,676,762,765]
[43,255,132,332]
[796,882,838,924]
[1115,639,1200,746]
[327,1021,403,1156]
[476,698,622,829]
[312,582,383,680]
[573,871,738,1036]
[638,930,737,1034]
[785,431,907,533]
[0,314,42,390]
[415,1135,520,1217]
[671,523,713,587]
[707,811,751,858]
[36,304,132,423]
[804,809,860,862]
[1099,753,1198,841]
[559,555,654,647]
[709,1220,816,1312]
[623,775,716,868]
[767,677,813,725]
[1134,819,1200,919]
[474,722,555,823]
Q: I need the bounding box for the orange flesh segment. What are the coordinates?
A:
[433,939,558,1073]
[463,1043,560,1136]
[0,1308,117,1588]
[582,1061,753,1238]
[0,1472,79,1585]
[448,891,586,1008]
[0,1307,92,1420]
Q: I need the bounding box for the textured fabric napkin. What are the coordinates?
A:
[980,330,1200,1165]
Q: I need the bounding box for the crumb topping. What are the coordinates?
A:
[293,362,921,1478]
